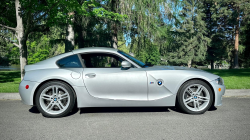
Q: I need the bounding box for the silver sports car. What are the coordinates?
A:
[19,47,225,117]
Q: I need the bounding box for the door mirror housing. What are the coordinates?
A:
[121,61,131,68]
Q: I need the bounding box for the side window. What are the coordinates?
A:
[57,54,82,68]
[81,53,124,68]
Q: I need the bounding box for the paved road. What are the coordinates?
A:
[0,97,250,140]
[1,89,250,100]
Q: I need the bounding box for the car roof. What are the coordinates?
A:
[34,47,118,66]
[72,47,118,54]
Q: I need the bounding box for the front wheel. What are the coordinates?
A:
[35,81,76,118]
[176,80,214,114]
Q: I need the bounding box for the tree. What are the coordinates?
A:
[109,0,119,49]
[0,0,71,79]
[130,36,160,65]
[0,0,124,79]
[103,0,173,51]
[0,0,28,79]
[65,12,75,52]
[239,22,250,68]
[167,0,210,67]
[202,0,250,68]
[225,0,250,68]
[146,44,161,65]
[202,0,232,69]
[64,0,125,51]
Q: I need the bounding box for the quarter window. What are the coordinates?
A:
[57,54,82,68]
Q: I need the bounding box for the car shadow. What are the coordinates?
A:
[168,106,218,114]
[66,106,80,117]
[29,105,80,117]
[29,106,217,116]
[29,106,176,116]
[80,107,171,114]
[208,106,217,111]
[168,107,185,114]
[29,106,40,114]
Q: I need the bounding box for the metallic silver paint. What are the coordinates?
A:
[71,71,81,79]
[19,80,39,105]
[73,86,177,107]
[83,68,148,100]
[210,80,226,106]
[19,47,225,108]
[25,52,74,71]
[121,61,132,68]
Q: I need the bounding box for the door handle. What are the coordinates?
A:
[85,73,96,78]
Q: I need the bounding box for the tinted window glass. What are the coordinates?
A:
[118,50,145,67]
[57,54,82,68]
[81,53,124,68]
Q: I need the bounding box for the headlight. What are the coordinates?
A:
[215,77,224,85]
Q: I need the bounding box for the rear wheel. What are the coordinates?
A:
[35,81,75,118]
[176,80,214,114]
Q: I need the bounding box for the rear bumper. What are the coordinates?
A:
[210,80,226,106]
[19,80,40,105]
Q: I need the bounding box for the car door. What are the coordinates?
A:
[81,52,148,101]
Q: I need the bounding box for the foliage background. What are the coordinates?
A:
[0,0,249,68]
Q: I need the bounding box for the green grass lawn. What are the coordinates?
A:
[204,69,250,89]
[0,71,21,93]
[0,69,250,93]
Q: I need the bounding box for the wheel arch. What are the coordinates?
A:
[33,79,77,106]
[176,78,215,107]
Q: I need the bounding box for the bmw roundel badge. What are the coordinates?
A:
[158,81,162,86]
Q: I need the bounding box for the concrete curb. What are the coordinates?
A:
[0,89,250,100]
[0,93,21,100]
[223,89,250,97]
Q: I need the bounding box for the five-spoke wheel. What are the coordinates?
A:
[35,81,75,118]
[177,80,213,114]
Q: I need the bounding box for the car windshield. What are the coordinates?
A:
[118,50,146,67]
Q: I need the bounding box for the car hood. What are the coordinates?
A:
[144,65,219,82]
[146,65,202,71]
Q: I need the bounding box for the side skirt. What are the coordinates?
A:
[73,86,176,108]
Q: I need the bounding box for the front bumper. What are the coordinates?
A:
[19,80,40,105]
[210,80,226,106]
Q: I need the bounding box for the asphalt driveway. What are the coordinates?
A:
[0,97,250,140]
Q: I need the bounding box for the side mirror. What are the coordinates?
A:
[121,61,131,68]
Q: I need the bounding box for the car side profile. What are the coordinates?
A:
[19,47,225,117]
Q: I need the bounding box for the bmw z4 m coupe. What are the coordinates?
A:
[19,47,225,117]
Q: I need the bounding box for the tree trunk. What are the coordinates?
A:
[234,10,240,68]
[234,21,239,68]
[78,31,85,48]
[65,12,75,52]
[188,59,192,68]
[76,24,85,48]
[19,38,27,80]
[211,60,214,69]
[111,0,118,49]
[15,0,26,80]
[111,22,118,49]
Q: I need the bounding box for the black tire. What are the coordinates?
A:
[176,80,214,114]
[35,81,76,118]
